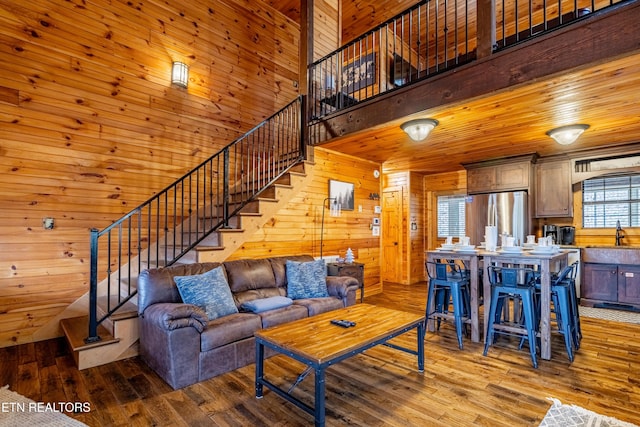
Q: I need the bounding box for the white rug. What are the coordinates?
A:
[540,398,638,427]
[0,385,88,426]
[579,306,640,324]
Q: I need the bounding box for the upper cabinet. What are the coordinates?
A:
[464,155,535,194]
[535,159,573,218]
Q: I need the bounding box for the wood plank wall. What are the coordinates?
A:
[0,0,301,347]
[228,147,383,296]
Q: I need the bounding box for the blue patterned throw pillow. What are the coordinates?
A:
[286,259,329,299]
[174,266,238,321]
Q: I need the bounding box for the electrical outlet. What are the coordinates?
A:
[43,217,55,230]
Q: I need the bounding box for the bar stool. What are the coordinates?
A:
[484,266,539,368]
[564,261,582,349]
[549,264,576,362]
[425,261,471,349]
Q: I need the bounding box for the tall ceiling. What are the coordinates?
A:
[271,1,640,174]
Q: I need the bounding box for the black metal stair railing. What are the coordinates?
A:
[86,96,306,343]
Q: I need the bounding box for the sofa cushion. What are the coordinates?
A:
[174,266,239,321]
[200,313,262,352]
[223,258,276,293]
[286,259,329,299]
[137,262,222,314]
[293,297,344,316]
[258,304,309,328]
[269,255,314,287]
[241,296,293,313]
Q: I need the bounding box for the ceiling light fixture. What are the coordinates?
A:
[171,61,189,88]
[401,118,439,141]
[546,124,590,145]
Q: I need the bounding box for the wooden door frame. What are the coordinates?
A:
[382,186,404,284]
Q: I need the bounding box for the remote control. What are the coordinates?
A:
[330,319,356,328]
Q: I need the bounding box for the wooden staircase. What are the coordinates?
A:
[60,161,315,369]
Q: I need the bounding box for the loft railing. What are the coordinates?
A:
[495,0,623,50]
[308,0,626,121]
[308,0,476,120]
[86,96,306,343]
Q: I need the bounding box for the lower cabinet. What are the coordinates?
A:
[582,263,640,307]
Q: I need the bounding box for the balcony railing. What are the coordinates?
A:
[308,0,626,121]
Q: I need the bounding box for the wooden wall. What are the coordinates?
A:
[0,0,300,347]
[228,147,383,296]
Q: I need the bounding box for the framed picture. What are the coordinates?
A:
[372,217,380,226]
[341,53,376,94]
[329,179,355,211]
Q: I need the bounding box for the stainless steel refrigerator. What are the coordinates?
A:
[466,191,529,246]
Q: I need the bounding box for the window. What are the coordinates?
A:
[582,174,640,228]
[437,195,466,237]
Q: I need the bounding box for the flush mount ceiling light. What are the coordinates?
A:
[546,124,590,145]
[171,61,189,88]
[401,118,439,141]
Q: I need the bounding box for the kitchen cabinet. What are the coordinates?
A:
[582,255,640,309]
[535,159,573,217]
[327,262,365,302]
[465,156,534,194]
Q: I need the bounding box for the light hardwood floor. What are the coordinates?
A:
[2,281,640,426]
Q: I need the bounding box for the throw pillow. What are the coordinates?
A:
[241,296,293,313]
[286,259,329,299]
[174,266,238,321]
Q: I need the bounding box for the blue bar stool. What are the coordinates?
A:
[563,261,582,350]
[484,266,539,368]
[425,261,471,349]
[551,262,581,355]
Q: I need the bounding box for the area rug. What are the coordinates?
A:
[0,385,88,426]
[579,306,640,325]
[540,398,638,427]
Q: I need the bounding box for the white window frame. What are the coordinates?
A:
[582,173,640,228]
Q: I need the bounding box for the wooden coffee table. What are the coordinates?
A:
[254,303,425,427]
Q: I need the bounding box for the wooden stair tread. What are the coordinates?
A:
[97,296,138,321]
[61,316,119,352]
[195,246,225,251]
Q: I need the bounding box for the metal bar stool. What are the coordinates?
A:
[425,261,471,349]
[484,266,539,368]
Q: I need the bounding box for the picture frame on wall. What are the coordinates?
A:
[329,179,355,211]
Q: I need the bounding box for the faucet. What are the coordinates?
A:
[615,220,624,246]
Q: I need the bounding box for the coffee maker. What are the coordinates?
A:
[543,224,558,244]
[560,226,576,245]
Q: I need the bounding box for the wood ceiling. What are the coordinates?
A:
[272,1,640,174]
[318,51,640,174]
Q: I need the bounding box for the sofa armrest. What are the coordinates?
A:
[142,303,208,333]
[326,276,359,304]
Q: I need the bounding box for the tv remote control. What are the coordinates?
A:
[330,319,356,328]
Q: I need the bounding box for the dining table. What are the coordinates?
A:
[426,247,569,360]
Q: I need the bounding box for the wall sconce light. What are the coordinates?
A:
[546,124,589,145]
[171,61,189,88]
[401,118,439,141]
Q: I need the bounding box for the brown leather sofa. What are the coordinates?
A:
[137,255,360,389]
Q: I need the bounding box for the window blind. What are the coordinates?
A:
[582,174,640,228]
